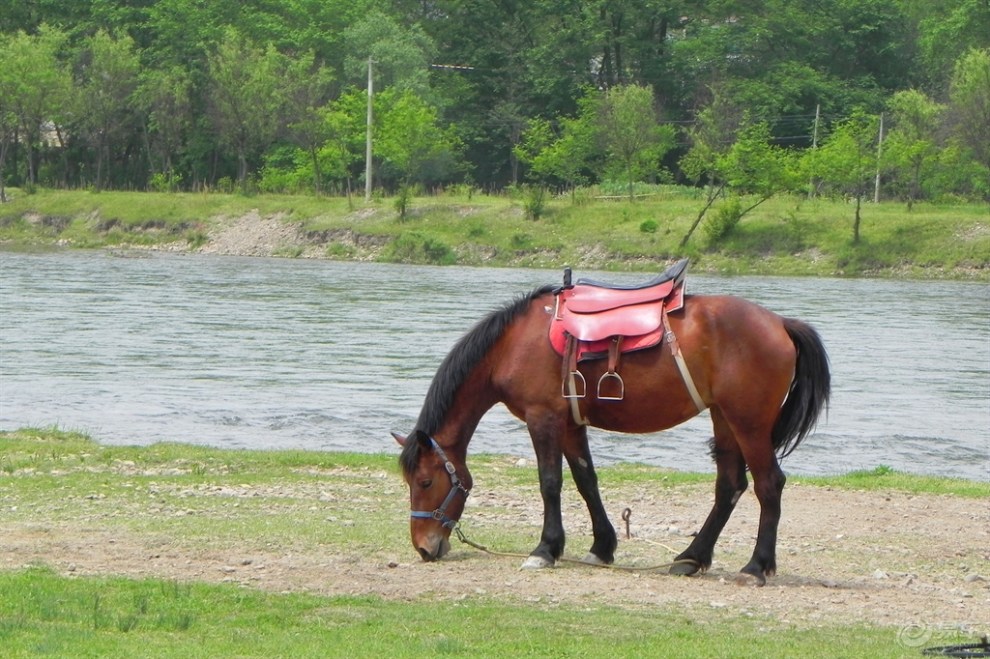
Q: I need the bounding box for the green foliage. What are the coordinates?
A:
[522,185,547,220]
[703,199,744,244]
[0,567,945,659]
[393,183,414,219]
[376,89,464,189]
[384,231,454,265]
[639,219,658,234]
[0,428,984,658]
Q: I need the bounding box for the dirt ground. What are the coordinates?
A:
[2,476,987,642]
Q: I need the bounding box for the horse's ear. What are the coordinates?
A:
[411,429,433,448]
[391,431,407,447]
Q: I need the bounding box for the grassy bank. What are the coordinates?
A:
[0,187,987,279]
[1,428,986,658]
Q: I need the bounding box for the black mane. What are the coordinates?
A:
[400,285,554,476]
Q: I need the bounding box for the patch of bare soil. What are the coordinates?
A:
[199,211,320,258]
[2,479,987,637]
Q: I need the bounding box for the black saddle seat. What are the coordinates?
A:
[575,258,689,290]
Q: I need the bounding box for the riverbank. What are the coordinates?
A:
[1,188,988,279]
[1,428,988,657]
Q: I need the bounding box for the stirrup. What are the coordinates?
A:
[562,370,587,399]
[597,372,625,400]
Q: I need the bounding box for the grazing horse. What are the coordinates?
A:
[395,262,830,585]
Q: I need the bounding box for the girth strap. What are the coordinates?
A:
[661,307,707,413]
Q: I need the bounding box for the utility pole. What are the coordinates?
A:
[809,104,820,198]
[365,56,374,202]
[874,112,884,203]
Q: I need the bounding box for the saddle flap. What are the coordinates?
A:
[562,301,663,342]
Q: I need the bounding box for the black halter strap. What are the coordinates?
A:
[409,437,470,529]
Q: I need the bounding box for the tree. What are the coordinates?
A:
[515,91,599,196]
[720,122,802,213]
[0,33,19,200]
[207,28,286,192]
[3,27,72,187]
[678,93,744,247]
[76,30,140,190]
[317,91,367,200]
[375,88,463,210]
[944,48,990,203]
[596,84,675,200]
[805,111,881,243]
[281,51,335,194]
[134,65,192,189]
[340,9,433,95]
[883,89,944,209]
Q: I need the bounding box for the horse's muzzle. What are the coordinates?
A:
[416,535,451,561]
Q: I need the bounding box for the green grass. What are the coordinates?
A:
[1,428,986,657]
[1,187,987,278]
[0,566,955,659]
[793,465,990,498]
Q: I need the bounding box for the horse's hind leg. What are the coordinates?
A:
[562,426,616,565]
[736,443,785,586]
[671,414,748,576]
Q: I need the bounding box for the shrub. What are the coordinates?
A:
[523,185,547,220]
[703,198,743,244]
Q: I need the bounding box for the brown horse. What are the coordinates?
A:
[396,267,830,585]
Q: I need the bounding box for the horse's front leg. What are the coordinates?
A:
[522,419,566,569]
[562,425,616,565]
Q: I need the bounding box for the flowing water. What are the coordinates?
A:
[1,250,987,480]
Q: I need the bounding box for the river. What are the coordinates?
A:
[1,250,987,480]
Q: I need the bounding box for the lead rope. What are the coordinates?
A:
[452,521,700,573]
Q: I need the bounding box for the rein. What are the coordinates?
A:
[452,520,700,573]
[409,437,470,529]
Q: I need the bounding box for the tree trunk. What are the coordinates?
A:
[853,193,862,244]
[679,182,724,247]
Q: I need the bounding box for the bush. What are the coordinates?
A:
[523,185,547,220]
[386,232,454,265]
[639,219,659,234]
[394,184,414,220]
[703,198,743,244]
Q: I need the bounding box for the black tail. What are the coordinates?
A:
[772,318,831,458]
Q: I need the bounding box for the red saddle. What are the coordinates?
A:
[549,258,687,358]
[548,259,688,400]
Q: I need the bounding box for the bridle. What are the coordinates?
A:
[409,437,470,530]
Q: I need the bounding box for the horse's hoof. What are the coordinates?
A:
[734,571,767,587]
[520,555,554,570]
[669,560,700,576]
[581,552,607,566]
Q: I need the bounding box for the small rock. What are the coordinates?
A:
[515,458,528,468]
[709,601,728,608]
[964,574,986,583]
[873,569,888,579]
[387,561,399,568]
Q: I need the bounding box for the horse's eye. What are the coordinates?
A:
[418,479,433,489]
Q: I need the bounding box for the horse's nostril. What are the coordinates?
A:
[417,547,436,562]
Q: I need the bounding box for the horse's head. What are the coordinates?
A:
[394,430,472,561]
